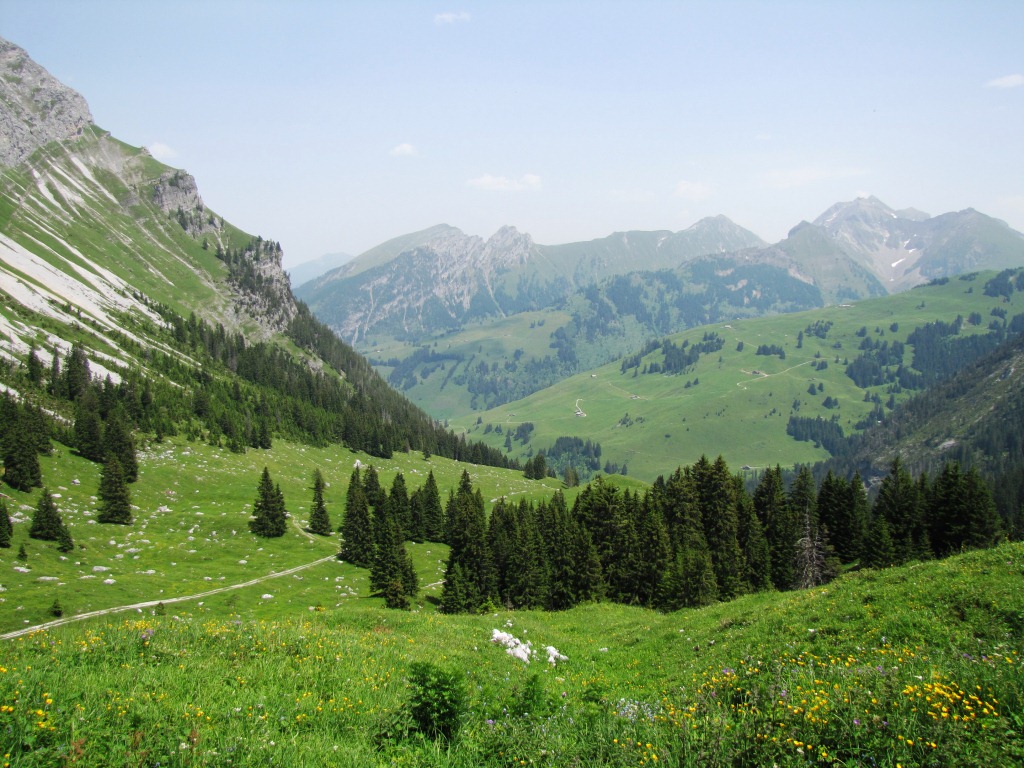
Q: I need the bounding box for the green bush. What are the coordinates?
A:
[407,661,466,741]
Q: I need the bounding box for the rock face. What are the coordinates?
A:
[0,37,93,167]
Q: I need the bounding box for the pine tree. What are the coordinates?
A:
[62,344,91,402]
[29,488,66,542]
[862,512,894,569]
[692,456,744,599]
[26,347,44,387]
[97,455,133,525]
[874,457,926,564]
[74,392,105,462]
[756,465,798,590]
[362,465,386,510]
[388,473,411,540]
[440,471,495,613]
[657,467,718,610]
[3,415,42,492]
[308,468,331,535]
[102,409,138,483]
[340,468,375,567]
[0,498,12,548]
[735,475,772,592]
[418,470,444,542]
[56,519,74,553]
[248,467,287,537]
[962,466,1002,551]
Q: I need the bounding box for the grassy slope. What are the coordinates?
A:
[453,274,1018,481]
[1,537,1021,765]
[0,435,578,634]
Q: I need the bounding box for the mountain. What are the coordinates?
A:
[296,217,768,344]
[812,196,1024,291]
[288,251,353,290]
[300,197,1024,349]
[0,36,512,468]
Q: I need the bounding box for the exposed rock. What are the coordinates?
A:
[0,37,93,167]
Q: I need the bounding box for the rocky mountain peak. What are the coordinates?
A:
[0,37,93,167]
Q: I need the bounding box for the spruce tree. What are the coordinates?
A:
[362,465,386,510]
[757,465,798,590]
[308,468,331,535]
[692,456,744,599]
[440,471,495,613]
[862,512,894,569]
[102,409,138,483]
[388,473,411,540]
[29,488,66,542]
[340,468,375,567]
[248,467,287,537]
[735,475,772,592]
[419,470,444,542]
[963,466,1002,551]
[3,413,42,492]
[0,498,12,548]
[874,457,926,564]
[97,455,133,525]
[56,518,74,553]
[74,393,105,463]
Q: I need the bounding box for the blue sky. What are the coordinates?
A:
[4,1,1023,268]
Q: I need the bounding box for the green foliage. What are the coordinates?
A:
[248,466,287,537]
[406,661,467,741]
[308,468,331,535]
[97,455,133,525]
[0,498,12,548]
[340,467,375,567]
[28,488,66,542]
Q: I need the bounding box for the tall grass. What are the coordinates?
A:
[2,543,1022,766]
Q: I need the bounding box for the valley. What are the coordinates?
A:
[2,31,1024,768]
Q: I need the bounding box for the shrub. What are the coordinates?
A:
[407,661,466,741]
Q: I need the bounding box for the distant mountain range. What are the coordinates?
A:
[288,251,352,289]
[297,198,1024,345]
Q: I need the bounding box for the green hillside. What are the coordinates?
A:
[455,273,1021,482]
[2,534,1021,766]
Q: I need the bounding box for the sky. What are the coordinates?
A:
[4,1,1023,269]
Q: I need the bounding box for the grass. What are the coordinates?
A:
[0,434,579,634]
[1,542,1022,766]
[452,274,1018,481]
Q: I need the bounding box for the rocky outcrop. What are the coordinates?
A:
[0,37,93,167]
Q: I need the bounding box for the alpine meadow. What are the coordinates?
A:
[3,28,1024,768]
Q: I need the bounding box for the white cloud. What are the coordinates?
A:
[985,74,1024,89]
[389,143,417,157]
[674,180,712,201]
[467,173,542,192]
[764,165,867,190]
[435,11,470,24]
[148,142,177,161]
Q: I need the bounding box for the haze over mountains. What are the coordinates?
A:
[298,197,1024,345]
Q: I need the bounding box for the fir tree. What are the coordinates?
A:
[735,475,772,592]
[757,465,798,590]
[248,467,287,537]
[308,468,331,535]
[340,468,375,567]
[440,471,495,613]
[3,414,42,492]
[362,465,386,510]
[26,347,45,387]
[62,344,91,402]
[874,457,927,564]
[74,392,105,462]
[692,456,744,599]
[102,409,138,483]
[862,512,894,569]
[962,466,1002,551]
[97,455,133,525]
[418,470,444,542]
[0,498,12,548]
[29,488,66,542]
[388,473,411,540]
